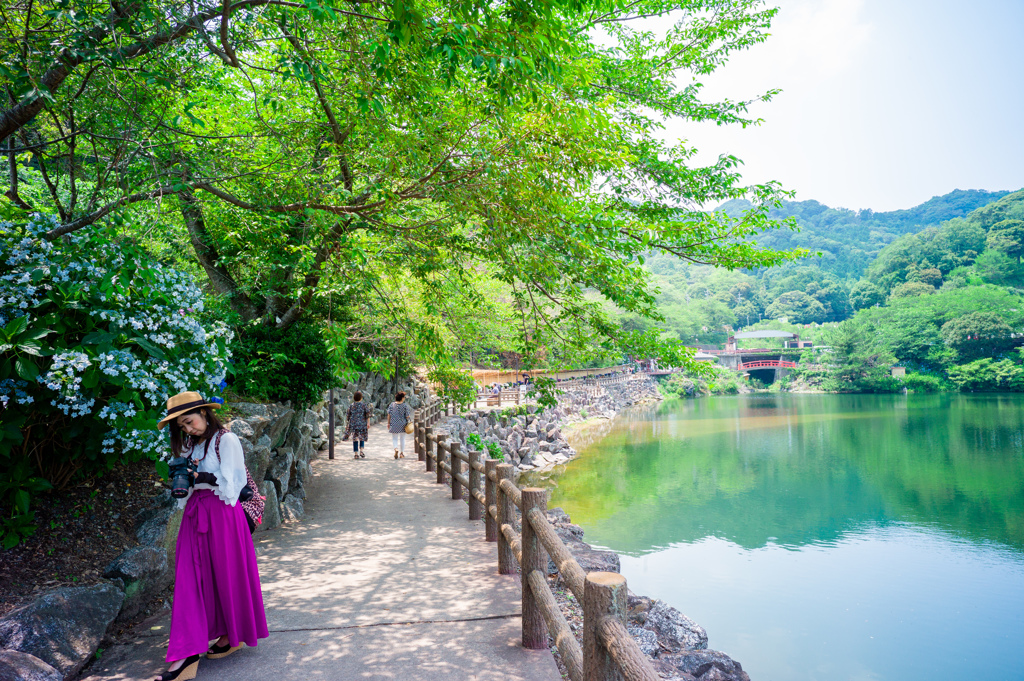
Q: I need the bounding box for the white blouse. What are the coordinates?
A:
[176,431,248,509]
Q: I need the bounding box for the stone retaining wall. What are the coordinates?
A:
[437,374,661,472]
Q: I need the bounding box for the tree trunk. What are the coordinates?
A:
[178,187,258,320]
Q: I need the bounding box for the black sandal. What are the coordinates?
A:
[156,654,200,681]
[207,641,243,659]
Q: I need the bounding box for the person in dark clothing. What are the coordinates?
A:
[343,391,371,459]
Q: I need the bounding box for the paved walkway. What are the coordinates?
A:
[81,423,560,681]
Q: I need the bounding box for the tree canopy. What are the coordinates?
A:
[1,0,804,370]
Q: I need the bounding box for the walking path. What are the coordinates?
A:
[81,423,560,681]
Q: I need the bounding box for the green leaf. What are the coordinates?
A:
[14,357,39,382]
[3,316,28,338]
[82,331,117,345]
[130,337,166,360]
[22,327,53,342]
[155,460,170,481]
[17,340,42,357]
[14,489,30,515]
[81,367,100,389]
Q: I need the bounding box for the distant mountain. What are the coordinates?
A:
[719,189,1012,279]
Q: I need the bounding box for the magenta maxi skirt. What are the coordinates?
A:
[166,489,269,661]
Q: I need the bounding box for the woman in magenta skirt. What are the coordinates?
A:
[155,391,269,680]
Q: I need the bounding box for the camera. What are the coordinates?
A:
[168,457,195,498]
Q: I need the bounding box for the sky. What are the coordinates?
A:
[668,0,1024,212]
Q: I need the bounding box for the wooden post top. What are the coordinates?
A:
[586,571,626,588]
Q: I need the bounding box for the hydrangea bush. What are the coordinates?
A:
[0,215,231,546]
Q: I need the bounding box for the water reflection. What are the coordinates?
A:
[548,394,1024,555]
[540,394,1024,681]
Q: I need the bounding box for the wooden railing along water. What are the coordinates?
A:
[412,399,659,681]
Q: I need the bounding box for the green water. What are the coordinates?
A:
[541,393,1024,681]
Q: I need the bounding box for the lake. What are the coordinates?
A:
[535,393,1024,681]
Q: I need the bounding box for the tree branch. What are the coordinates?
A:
[178,184,258,319]
[43,184,177,239]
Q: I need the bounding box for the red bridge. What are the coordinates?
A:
[738,360,797,370]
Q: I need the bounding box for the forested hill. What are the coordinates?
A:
[720,189,1011,279]
[635,188,1024,348]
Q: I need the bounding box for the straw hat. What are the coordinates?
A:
[157,391,221,429]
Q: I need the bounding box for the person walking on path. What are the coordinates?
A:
[387,391,414,459]
[344,391,371,459]
[155,391,269,680]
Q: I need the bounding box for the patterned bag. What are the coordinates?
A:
[212,429,265,533]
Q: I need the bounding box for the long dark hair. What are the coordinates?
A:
[169,406,224,457]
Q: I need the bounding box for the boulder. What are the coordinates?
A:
[266,448,293,500]
[564,539,620,573]
[288,481,307,500]
[294,438,316,466]
[227,418,255,439]
[553,523,585,543]
[649,659,698,681]
[231,402,268,418]
[628,625,660,657]
[256,481,281,531]
[0,583,124,679]
[627,592,656,625]
[285,426,303,454]
[0,650,62,681]
[135,502,176,550]
[281,494,304,522]
[133,491,176,547]
[247,435,273,484]
[642,601,708,651]
[102,546,170,621]
[267,408,295,448]
[546,507,571,524]
[246,415,271,439]
[655,650,747,681]
[293,459,312,488]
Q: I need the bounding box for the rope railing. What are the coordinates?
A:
[411,398,661,681]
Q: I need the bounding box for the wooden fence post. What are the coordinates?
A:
[468,449,482,520]
[328,388,335,460]
[436,435,447,485]
[425,426,434,472]
[451,441,463,501]
[521,488,549,649]
[584,572,628,681]
[415,410,425,462]
[484,459,498,542]
[495,463,515,575]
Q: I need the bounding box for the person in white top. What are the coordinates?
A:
[154,392,268,680]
